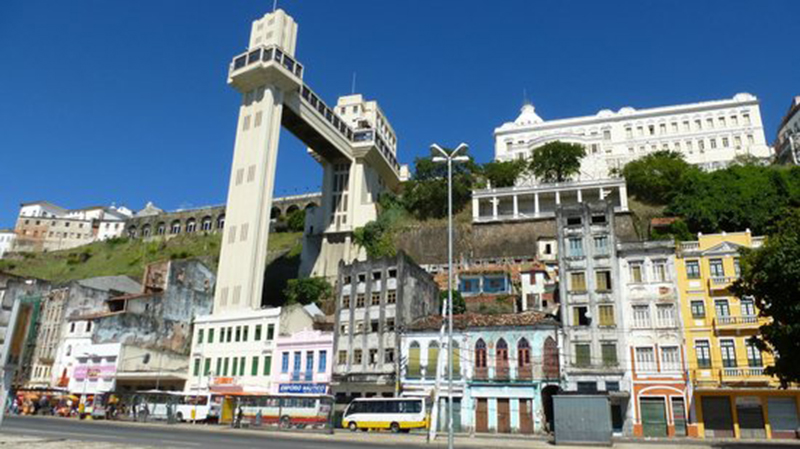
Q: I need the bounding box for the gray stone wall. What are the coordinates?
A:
[394,213,639,266]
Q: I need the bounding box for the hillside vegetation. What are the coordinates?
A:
[0,232,302,284]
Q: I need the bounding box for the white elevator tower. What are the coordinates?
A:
[215,9,404,313]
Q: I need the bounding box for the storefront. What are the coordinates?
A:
[693,390,800,440]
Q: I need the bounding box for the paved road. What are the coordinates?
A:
[1,416,439,449]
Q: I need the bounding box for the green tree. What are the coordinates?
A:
[440,290,467,315]
[731,211,800,386]
[286,209,306,232]
[529,141,586,183]
[352,193,407,259]
[667,165,800,235]
[283,277,333,306]
[621,151,693,205]
[481,159,527,188]
[401,150,479,220]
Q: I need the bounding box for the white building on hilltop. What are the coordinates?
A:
[494,93,771,181]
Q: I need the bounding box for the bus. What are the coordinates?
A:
[342,398,428,433]
[121,392,223,423]
[231,394,334,430]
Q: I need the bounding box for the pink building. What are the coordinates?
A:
[270,325,334,396]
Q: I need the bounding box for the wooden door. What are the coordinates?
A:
[641,397,668,437]
[475,399,488,433]
[519,398,534,434]
[497,399,511,433]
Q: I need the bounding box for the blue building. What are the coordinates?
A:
[402,312,561,434]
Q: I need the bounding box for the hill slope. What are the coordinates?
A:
[0,232,302,284]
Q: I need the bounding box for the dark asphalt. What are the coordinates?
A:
[0,416,441,449]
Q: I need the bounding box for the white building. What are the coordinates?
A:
[185,305,317,395]
[494,93,771,180]
[775,96,800,165]
[519,264,558,314]
[616,240,688,438]
[13,201,131,253]
[0,229,15,258]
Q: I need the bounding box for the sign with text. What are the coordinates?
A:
[73,365,116,380]
[278,383,327,395]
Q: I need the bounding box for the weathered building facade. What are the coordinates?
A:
[401,313,560,434]
[332,252,438,400]
[557,201,631,434]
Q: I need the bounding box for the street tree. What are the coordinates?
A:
[731,211,800,387]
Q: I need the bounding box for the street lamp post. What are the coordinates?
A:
[432,143,469,449]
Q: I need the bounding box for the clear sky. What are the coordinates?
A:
[1,1,797,228]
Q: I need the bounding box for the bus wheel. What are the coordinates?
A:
[279,415,291,429]
[348,422,358,432]
[176,412,183,422]
[390,422,401,433]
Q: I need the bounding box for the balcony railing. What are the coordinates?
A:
[723,367,765,378]
[693,367,770,387]
[495,366,510,381]
[680,241,700,251]
[716,315,758,326]
[230,45,304,79]
[709,276,736,290]
[517,366,533,381]
[473,367,488,381]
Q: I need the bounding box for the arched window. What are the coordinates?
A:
[475,339,487,368]
[408,341,421,378]
[186,218,196,233]
[286,205,300,216]
[426,341,439,379]
[141,224,151,237]
[156,222,166,235]
[496,338,509,379]
[127,226,137,238]
[543,337,560,380]
[201,216,212,231]
[517,338,531,367]
[305,202,318,210]
[270,207,281,220]
[170,220,181,234]
[217,215,225,230]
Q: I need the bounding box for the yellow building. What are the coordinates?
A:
[677,231,800,440]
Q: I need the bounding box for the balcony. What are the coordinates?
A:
[713,315,759,333]
[692,367,771,387]
[708,276,736,291]
[230,45,304,79]
[473,367,489,381]
[517,366,533,381]
[495,366,510,381]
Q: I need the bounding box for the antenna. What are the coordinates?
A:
[351,72,357,95]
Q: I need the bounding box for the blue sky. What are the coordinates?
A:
[1,1,797,228]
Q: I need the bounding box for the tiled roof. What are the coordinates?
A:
[406,312,556,332]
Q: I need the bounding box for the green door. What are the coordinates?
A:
[641,398,668,437]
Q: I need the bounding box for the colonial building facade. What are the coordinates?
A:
[618,240,688,438]
[676,232,800,440]
[401,313,560,435]
[494,93,771,180]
